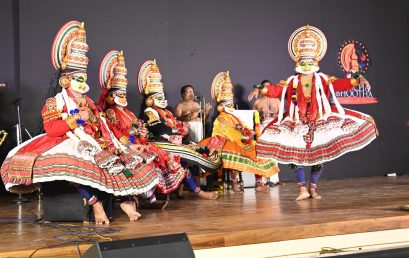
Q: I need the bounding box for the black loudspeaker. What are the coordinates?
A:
[43,188,87,222]
[333,246,409,257]
[42,182,112,222]
[81,233,195,258]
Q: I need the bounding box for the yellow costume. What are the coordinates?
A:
[200,71,279,177]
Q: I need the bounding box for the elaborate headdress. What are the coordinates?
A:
[288,25,327,63]
[98,50,128,110]
[137,59,164,96]
[99,50,128,91]
[211,71,234,104]
[51,21,89,76]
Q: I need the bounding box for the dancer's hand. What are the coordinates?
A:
[208,147,216,157]
[359,77,371,91]
[248,88,259,101]
[79,110,90,121]
[136,127,148,138]
[181,123,189,136]
[169,135,182,145]
[129,144,146,152]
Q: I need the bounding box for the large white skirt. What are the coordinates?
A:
[256,111,377,166]
[1,135,159,196]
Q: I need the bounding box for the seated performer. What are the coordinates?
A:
[174,85,212,143]
[200,71,279,192]
[252,79,281,189]
[138,59,221,200]
[248,25,377,200]
[0,21,159,223]
[98,50,186,208]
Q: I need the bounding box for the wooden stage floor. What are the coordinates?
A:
[1,176,409,257]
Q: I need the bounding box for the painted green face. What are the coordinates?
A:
[70,73,89,94]
[295,59,319,74]
[153,93,168,108]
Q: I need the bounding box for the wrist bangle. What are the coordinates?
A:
[66,115,79,130]
[119,136,130,146]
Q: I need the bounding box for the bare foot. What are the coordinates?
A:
[309,187,321,199]
[232,181,243,193]
[197,191,218,200]
[92,201,110,225]
[296,186,311,201]
[120,201,142,221]
[255,184,270,192]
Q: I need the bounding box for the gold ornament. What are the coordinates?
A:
[106,95,114,105]
[145,97,154,107]
[0,130,8,146]
[59,75,70,88]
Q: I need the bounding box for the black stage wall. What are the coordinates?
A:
[0,0,408,186]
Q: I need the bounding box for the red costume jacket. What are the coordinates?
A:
[264,74,357,123]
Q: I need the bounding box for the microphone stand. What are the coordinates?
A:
[13,98,33,145]
[201,96,206,140]
[13,98,23,145]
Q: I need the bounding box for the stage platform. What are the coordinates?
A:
[1,176,409,257]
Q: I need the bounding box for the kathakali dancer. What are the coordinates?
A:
[0,21,160,223]
[98,50,186,208]
[200,71,279,192]
[248,25,377,200]
[138,59,221,199]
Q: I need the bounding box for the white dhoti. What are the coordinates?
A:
[188,121,204,143]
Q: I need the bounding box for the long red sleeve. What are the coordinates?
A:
[331,78,356,92]
[265,84,285,98]
[41,100,71,137]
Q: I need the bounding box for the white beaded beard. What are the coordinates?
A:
[154,98,168,109]
[114,96,128,107]
[222,102,235,114]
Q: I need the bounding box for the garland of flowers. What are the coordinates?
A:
[291,82,298,106]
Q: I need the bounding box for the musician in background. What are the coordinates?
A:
[175,85,214,191]
[175,85,212,142]
[252,80,280,123]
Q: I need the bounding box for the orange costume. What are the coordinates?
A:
[200,71,279,178]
